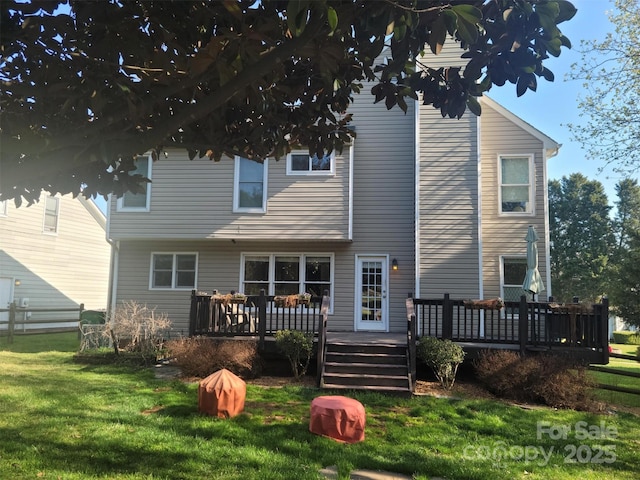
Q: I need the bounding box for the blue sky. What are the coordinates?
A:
[489,0,637,205]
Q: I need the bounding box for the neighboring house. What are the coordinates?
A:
[0,193,111,330]
[106,52,558,336]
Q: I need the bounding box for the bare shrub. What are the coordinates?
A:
[167,337,262,379]
[474,350,596,411]
[106,300,171,363]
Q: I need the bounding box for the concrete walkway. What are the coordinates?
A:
[320,465,445,480]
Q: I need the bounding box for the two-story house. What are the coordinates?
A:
[1,193,111,330]
[106,66,558,337]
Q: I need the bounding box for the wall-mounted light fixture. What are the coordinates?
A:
[14,279,21,286]
[391,259,398,271]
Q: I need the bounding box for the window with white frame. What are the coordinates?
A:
[150,253,197,289]
[242,254,333,299]
[499,155,533,214]
[234,157,267,213]
[117,154,152,211]
[286,150,335,175]
[501,257,531,316]
[43,195,60,233]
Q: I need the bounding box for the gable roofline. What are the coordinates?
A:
[78,195,107,231]
[480,96,561,159]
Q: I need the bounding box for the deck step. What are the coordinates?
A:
[324,361,408,376]
[321,383,412,394]
[320,340,412,393]
[322,372,410,389]
[327,343,406,355]
[324,351,407,365]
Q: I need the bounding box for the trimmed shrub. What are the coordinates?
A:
[474,350,596,411]
[611,331,640,345]
[274,330,314,379]
[167,337,262,378]
[417,336,465,390]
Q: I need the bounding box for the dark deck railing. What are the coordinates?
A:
[409,293,609,364]
[189,290,328,349]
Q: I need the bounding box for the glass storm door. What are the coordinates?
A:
[355,256,388,331]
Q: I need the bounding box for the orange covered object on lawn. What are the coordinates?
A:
[309,395,366,443]
[198,368,246,418]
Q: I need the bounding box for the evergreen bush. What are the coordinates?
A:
[417,336,465,390]
[274,330,314,379]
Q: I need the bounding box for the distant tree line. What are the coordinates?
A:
[549,174,640,327]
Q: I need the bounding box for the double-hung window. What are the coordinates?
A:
[150,253,197,289]
[43,195,59,234]
[242,253,333,302]
[286,151,334,175]
[234,157,268,213]
[499,155,533,214]
[117,154,152,211]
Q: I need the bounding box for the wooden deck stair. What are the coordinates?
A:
[320,336,412,393]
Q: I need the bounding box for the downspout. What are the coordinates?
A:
[477,108,485,338]
[414,95,421,298]
[543,145,558,300]
[105,195,119,315]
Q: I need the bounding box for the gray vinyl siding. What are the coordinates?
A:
[416,42,481,299]
[108,149,350,241]
[113,86,417,333]
[114,240,354,333]
[347,79,416,332]
[480,102,549,300]
[0,194,110,325]
[418,109,479,299]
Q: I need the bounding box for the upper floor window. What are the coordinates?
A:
[234,156,267,213]
[286,151,335,175]
[499,155,533,214]
[150,253,197,289]
[0,200,7,217]
[43,195,59,233]
[117,154,152,211]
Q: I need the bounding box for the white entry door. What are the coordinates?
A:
[355,256,388,331]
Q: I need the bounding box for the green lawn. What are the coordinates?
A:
[1,334,639,479]
[609,343,639,357]
[591,348,640,408]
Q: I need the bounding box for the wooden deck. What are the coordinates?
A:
[189,291,609,365]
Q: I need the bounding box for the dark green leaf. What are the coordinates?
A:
[467,95,481,116]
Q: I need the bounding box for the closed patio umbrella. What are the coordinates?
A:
[523,225,545,298]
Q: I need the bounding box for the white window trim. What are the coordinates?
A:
[499,255,531,317]
[149,252,198,290]
[233,156,268,213]
[285,150,336,176]
[42,195,60,235]
[240,252,334,313]
[497,154,535,216]
[116,153,152,212]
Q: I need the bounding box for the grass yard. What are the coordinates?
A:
[590,348,640,409]
[1,334,639,479]
[609,343,638,357]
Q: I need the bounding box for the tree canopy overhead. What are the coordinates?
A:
[0,0,576,205]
